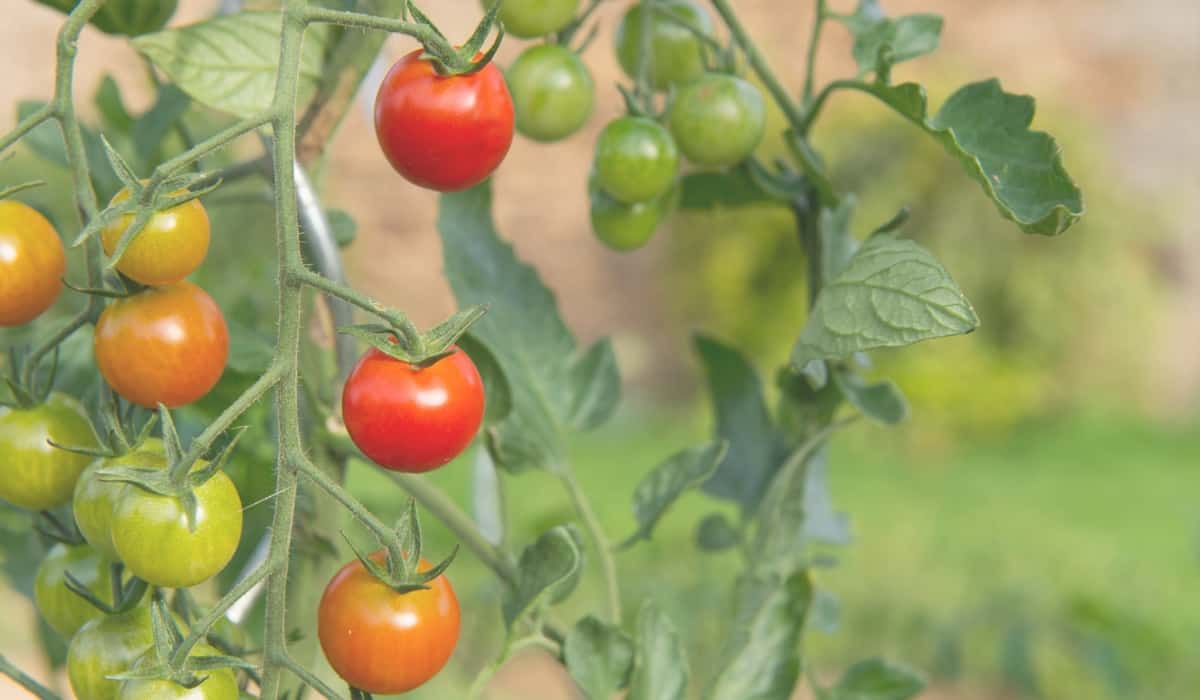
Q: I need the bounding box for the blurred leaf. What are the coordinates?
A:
[833,370,908,425]
[566,338,621,431]
[816,658,926,700]
[622,441,726,547]
[680,168,777,210]
[695,513,739,552]
[802,450,851,545]
[565,616,635,700]
[694,334,788,513]
[326,208,357,248]
[225,318,274,375]
[18,101,67,167]
[835,2,942,77]
[17,101,121,200]
[820,198,859,282]
[95,76,134,133]
[439,184,615,473]
[133,12,328,118]
[457,333,512,427]
[501,526,582,627]
[706,570,813,700]
[132,84,191,166]
[629,601,689,700]
[791,235,977,367]
[470,448,504,546]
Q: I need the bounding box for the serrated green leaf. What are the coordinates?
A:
[694,335,788,512]
[822,658,926,700]
[833,371,908,425]
[695,513,739,552]
[791,236,977,367]
[501,526,582,627]
[623,441,726,547]
[566,339,621,431]
[835,2,942,77]
[706,571,813,700]
[629,601,689,700]
[133,12,327,118]
[565,616,635,700]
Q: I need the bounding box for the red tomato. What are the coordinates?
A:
[0,200,65,326]
[318,554,460,695]
[93,281,228,408]
[374,50,515,192]
[342,346,484,472]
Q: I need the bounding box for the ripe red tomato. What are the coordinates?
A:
[342,346,484,472]
[0,199,65,326]
[100,187,210,287]
[93,281,228,408]
[374,50,515,192]
[318,554,460,695]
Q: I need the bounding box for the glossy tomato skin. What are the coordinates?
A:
[669,74,766,167]
[342,346,484,472]
[375,50,514,192]
[117,644,238,700]
[615,0,714,90]
[34,543,117,638]
[590,179,679,251]
[100,188,210,286]
[485,0,579,38]
[593,116,679,204]
[318,554,460,695]
[0,199,65,326]
[110,462,243,589]
[508,44,595,143]
[74,439,166,561]
[68,606,158,700]
[94,282,229,408]
[0,393,97,510]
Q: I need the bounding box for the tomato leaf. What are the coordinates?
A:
[820,198,860,282]
[694,513,740,552]
[815,658,927,700]
[132,84,191,167]
[791,235,977,368]
[457,333,512,427]
[501,526,583,627]
[628,601,689,700]
[565,616,636,700]
[133,12,328,118]
[439,183,620,473]
[693,334,788,514]
[621,441,726,548]
[834,2,942,78]
[833,370,908,425]
[705,570,813,700]
[95,76,134,133]
[680,167,779,210]
[326,209,357,248]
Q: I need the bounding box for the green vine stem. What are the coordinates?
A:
[802,0,829,104]
[561,468,623,624]
[0,655,59,700]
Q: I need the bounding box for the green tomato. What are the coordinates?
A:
[669,73,766,167]
[35,0,178,36]
[34,543,116,638]
[508,44,595,143]
[111,462,243,589]
[615,0,714,90]
[593,116,679,204]
[590,180,679,251]
[117,644,239,700]
[484,0,580,39]
[74,439,167,561]
[0,392,97,510]
[68,606,157,700]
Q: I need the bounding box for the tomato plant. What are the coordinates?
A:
[507,44,595,143]
[593,116,680,204]
[100,187,210,287]
[67,606,158,700]
[615,0,714,90]
[0,199,65,327]
[668,73,766,167]
[74,439,166,561]
[117,644,239,700]
[0,392,96,511]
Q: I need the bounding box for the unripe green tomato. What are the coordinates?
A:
[0,392,97,511]
[483,0,580,39]
[669,73,766,167]
[508,44,595,143]
[590,180,679,251]
[615,0,714,90]
[73,439,167,562]
[117,644,239,700]
[36,0,178,36]
[34,543,116,638]
[68,606,158,700]
[593,116,679,204]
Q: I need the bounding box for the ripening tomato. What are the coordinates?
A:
[110,460,243,589]
[74,439,166,561]
[318,554,460,695]
[615,0,714,90]
[484,0,580,38]
[669,73,766,167]
[68,605,158,700]
[117,644,238,700]
[342,346,484,472]
[94,282,228,408]
[0,393,97,510]
[0,199,65,326]
[593,116,679,204]
[375,50,515,192]
[507,43,595,143]
[34,543,117,638]
[100,187,210,287]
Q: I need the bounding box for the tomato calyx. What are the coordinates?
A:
[338,304,487,368]
[409,0,505,76]
[108,599,252,689]
[349,499,458,594]
[63,559,149,616]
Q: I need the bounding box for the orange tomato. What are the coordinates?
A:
[0,200,65,326]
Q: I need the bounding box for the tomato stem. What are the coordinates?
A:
[560,468,623,624]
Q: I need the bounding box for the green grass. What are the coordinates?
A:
[349,409,1200,699]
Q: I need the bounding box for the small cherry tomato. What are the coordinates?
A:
[74,439,166,561]
[507,44,595,143]
[484,0,580,38]
[110,460,243,589]
[615,0,714,90]
[669,73,766,167]
[68,605,158,700]
[0,199,65,326]
[342,346,484,472]
[117,644,238,700]
[318,554,460,695]
[34,543,117,638]
[593,116,679,204]
[590,179,679,251]
[94,281,229,408]
[0,392,97,511]
[375,50,515,192]
[100,188,210,287]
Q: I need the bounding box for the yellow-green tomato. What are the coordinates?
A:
[484,0,580,39]
[0,392,97,510]
[74,439,167,561]
[100,187,210,287]
[117,644,239,700]
[68,606,157,700]
[508,44,595,143]
[668,73,766,167]
[34,543,116,638]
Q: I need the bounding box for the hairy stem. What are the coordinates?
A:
[170,560,274,665]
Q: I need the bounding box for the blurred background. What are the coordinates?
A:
[1,0,1198,698]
